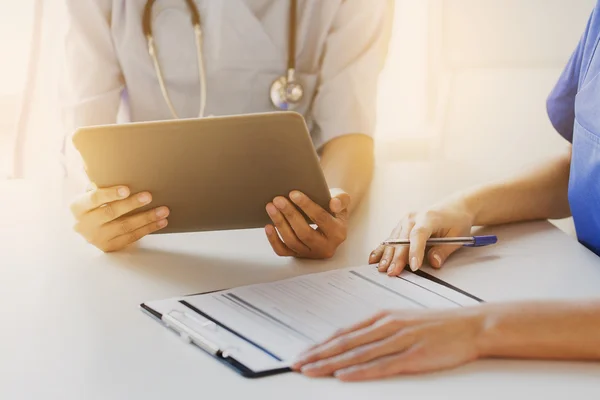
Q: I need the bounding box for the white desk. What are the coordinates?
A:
[2,162,600,400]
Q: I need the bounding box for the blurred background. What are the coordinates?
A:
[0,0,597,182]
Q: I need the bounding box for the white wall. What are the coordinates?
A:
[434,0,595,177]
[375,0,430,140]
[375,0,597,171]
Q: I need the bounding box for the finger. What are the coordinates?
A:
[273,197,324,248]
[300,331,416,378]
[369,244,385,265]
[295,313,390,365]
[289,191,339,238]
[378,246,396,273]
[334,352,415,382]
[377,222,404,272]
[408,223,433,272]
[295,311,390,361]
[266,203,310,253]
[81,191,153,227]
[294,315,403,369]
[388,219,415,276]
[102,219,169,252]
[71,186,130,218]
[99,206,170,243]
[427,245,462,269]
[265,225,295,257]
[380,222,406,275]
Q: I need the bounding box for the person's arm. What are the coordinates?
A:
[449,4,594,226]
[63,2,171,250]
[292,300,600,381]
[320,135,374,214]
[467,4,597,226]
[369,148,573,274]
[478,300,600,361]
[311,0,393,209]
[264,0,392,259]
[463,146,572,226]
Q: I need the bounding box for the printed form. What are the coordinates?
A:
[178,265,480,369]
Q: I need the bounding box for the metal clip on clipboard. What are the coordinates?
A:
[162,310,222,356]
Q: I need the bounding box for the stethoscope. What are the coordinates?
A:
[143,0,304,120]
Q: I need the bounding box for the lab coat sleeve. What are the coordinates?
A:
[61,0,124,180]
[310,0,393,149]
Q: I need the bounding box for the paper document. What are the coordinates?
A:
[162,265,480,371]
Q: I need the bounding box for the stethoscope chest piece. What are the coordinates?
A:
[270,69,304,111]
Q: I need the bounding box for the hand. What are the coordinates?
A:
[265,189,350,259]
[70,185,170,252]
[292,308,485,381]
[370,197,475,275]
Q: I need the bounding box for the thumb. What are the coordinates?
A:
[329,189,351,215]
[427,245,461,269]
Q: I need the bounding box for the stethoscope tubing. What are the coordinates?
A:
[143,0,300,119]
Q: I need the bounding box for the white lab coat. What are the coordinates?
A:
[62,0,393,176]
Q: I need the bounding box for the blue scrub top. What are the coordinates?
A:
[547,0,600,255]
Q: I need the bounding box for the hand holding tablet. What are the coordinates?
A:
[265,188,351,259]
[71,112,332,252]
[70,185,170,252]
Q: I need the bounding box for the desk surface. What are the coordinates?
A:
[1,162,600,400]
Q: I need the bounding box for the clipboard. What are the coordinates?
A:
[140,267,483,379]
[140,298,291,378]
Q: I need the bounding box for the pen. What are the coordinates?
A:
[381,235,498,248]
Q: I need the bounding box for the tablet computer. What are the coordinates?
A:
[72,112,331,234]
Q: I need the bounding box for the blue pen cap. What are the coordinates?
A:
[467,235,498,247]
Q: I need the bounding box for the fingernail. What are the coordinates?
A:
[334,368,353,378]
[433,253,443,268]
[158,219,168,228]
[370,252,376,259]
[273,197,286,209]
[138,193,151,204]
[290,191,302,202]
[301,363,321,373]
[265,225,274,235]
[331,198,342,211]
[379,259,388,268]
[156,207,169,218]
[118,187,129,198]
[387,263,396,275]
[266,203,277,216]
[410,257,419,271]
